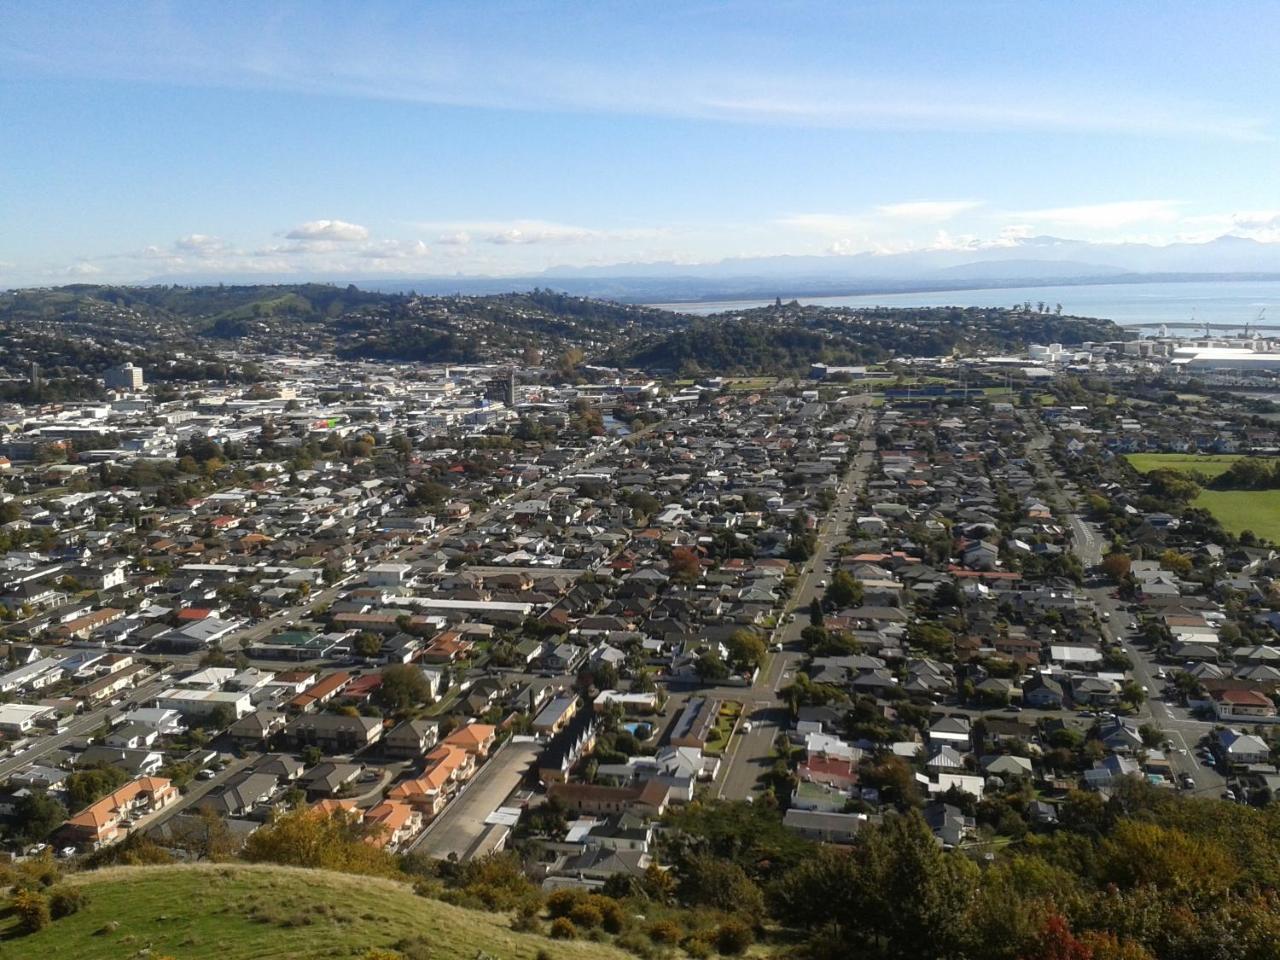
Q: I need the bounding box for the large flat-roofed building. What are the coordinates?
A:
[156,687,253,720]
[104,363,145,390]
[1172,347,1280,371]
[246,630,346,661]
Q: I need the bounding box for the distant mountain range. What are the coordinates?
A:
[149,234,1280,303]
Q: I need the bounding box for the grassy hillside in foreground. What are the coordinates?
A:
[0,863,632,960]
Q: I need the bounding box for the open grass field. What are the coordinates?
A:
[1192,489,1280,543]
[724,377,777,392]
[0,863,630,960]
[1124,453,1244,479]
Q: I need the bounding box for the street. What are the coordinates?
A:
[711,405,876,800]
[1025,417,1224,795]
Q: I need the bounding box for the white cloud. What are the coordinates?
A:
[875,200,983,221]
[358,239,430,260]
[285,219,370,242]
[1011,200,1182,230]
[435,231,472,246]
[173,233,228,255]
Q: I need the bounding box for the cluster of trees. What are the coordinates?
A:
[670,784,1280,960]
[1212,456,1280,491]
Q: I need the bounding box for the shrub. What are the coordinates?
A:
[715,919,754,955]
[598,899,627,934]
[648,918,684,944]
[683,936,714,959]
[615,930,658,959]
[48,885,86,919]
[546,888,582,918]
[568,902,603,929]
[535,951,554,960]
[12,888,51,934]
[511,909,543,935]
[549,917,578,940]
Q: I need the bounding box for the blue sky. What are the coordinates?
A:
[3,0,1280,285]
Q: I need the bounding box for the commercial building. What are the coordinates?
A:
[104,363,145,390]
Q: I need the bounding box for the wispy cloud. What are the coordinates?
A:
[0,8,1267,142]
[412,219,660,247]
[875,200,983,222]
[1011,200,1182,230]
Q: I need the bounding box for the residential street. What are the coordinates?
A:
[1025,419,1225,795]
[712,406,875,800]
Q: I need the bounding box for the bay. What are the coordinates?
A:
[649,279,1280,328]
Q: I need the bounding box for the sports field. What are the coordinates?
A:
[1123,453,1243,479]
[1192,489,1280,543]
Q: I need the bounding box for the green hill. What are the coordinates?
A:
[0,863,630,960]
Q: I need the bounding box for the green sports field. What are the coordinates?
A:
[1123,453,1243,479]
[1192,489,1280,543]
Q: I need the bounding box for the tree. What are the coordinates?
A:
[202,701,235,730]
[1026,915,1094,960]
[825,569,863,608]
[172,807,238,861]
[1101,552,1132,582]
[353,632,384,659]
[13,791,67,843]
[725,629,766,671]
[809,597,823,626]
[695,651,730,683]
[65,766,128,810]
[242,807,397,877]
[847,811,979,959]
[379,663,430,711]
[668,546,702,584]
[676,852,765,917]
[861,755,921,810]
[1145,469,1200,504]
[1159,548,1193,578]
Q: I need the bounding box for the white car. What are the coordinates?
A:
[741,721,753,733]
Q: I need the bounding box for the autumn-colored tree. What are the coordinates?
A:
[1022,915,1094,960]
[1097,820,1237,901]
[668,546,702,583]
[242,807,397,877]
[1100,552,1132,582]
[1159,549,1193,578]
